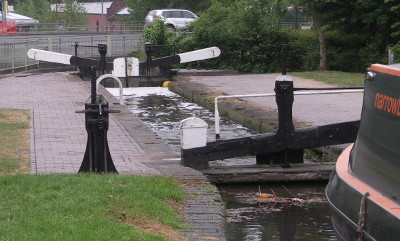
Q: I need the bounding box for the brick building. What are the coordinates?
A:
[51,0,131,33]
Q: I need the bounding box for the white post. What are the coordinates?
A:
[101,0,104,33]
[47,38,52,52]
[107,35,112,57]
[215,97,221,140]
[180,117,208,149]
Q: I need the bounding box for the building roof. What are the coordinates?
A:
[115,7,130,15]
[107,6,130,20]
[51,2,113,15]
[0,12,39,25]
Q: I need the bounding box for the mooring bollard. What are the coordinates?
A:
[76,66,119,173]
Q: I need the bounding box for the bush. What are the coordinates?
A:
[169,0,294,73]
[287,30,319,71]
[141,1,392,73]
[143,19,175,58]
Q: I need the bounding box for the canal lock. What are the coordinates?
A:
[106,87,338,241]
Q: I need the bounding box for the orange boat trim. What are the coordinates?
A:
[370,64,400,77]
[335,144,400,219]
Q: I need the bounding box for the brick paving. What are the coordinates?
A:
[0,71,226,240]
[191,74,363,126]
[0,72,163,175]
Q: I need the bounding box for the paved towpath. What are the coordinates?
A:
[0,71,226,240]
[191,74,363,126]
[0,71,173,174]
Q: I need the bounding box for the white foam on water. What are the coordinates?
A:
[106,87,177,98]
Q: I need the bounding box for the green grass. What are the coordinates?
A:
[291,71,365,87]
[0,108,30,174]
[0,174,186,241]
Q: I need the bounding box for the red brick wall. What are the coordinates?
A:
[88,14,105,33]
[87,14,128,33]
[60,1,127,33]
[107,0,126,18]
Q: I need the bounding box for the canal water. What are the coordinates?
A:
[107,87,337,241]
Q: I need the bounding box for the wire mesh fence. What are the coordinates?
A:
[0,34,143,73]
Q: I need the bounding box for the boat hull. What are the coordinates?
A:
[326,146,400,241]
[326,64,400,241]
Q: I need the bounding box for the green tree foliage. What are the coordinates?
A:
[142,0,400,72]
[14,0,55,23]
[318,0,399,67]
[166,0,298,73]
[144,19,175,58]
[125,0,211,21]
[61,0,87,27]
[7,0,17,6]
[15,0,87,26]
[385,0,400,57]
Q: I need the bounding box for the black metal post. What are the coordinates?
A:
[281,44,288,75]
[77,66,118,173]
[144,42,153,76]
[125,57,129,87]
[90,67,97,104]
[98,44,107,75]
[256,44,303,166]
[74,42,79,71]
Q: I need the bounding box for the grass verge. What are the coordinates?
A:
[0,174,187,241]
[0,108,30,174]
[0,108,187,240]
[291,71,365,87]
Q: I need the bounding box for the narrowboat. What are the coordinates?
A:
[326,63,400,241]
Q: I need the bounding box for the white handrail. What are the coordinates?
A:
[96,74,124,105]
[214,89,364,140]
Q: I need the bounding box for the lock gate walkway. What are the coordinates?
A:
[0,71,226,241]
[176,72,363,128]
[171,72,364,182]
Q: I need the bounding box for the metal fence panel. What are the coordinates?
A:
[0,34,143,73]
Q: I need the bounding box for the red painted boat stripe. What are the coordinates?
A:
[335,144,400,218]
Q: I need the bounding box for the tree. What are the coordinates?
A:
[307,0,326,71]
[15,0,55,23]
[61,0,87,27]
[385,0,400,55]
[125,0,211,21]
[287,0,327,71]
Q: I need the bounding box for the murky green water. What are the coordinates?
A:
[220,183,337,241]
[107,87,337,241]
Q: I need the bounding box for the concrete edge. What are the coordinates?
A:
[173,69,240,76]
[29,109,37,174]
[92,79,227,240]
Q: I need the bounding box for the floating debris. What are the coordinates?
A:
[255,193,275,198]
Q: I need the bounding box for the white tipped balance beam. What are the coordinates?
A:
[27,48,139,77]
[27,49,73,65]
[178,47,221,63]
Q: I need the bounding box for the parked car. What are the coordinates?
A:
[145,9,198,29]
